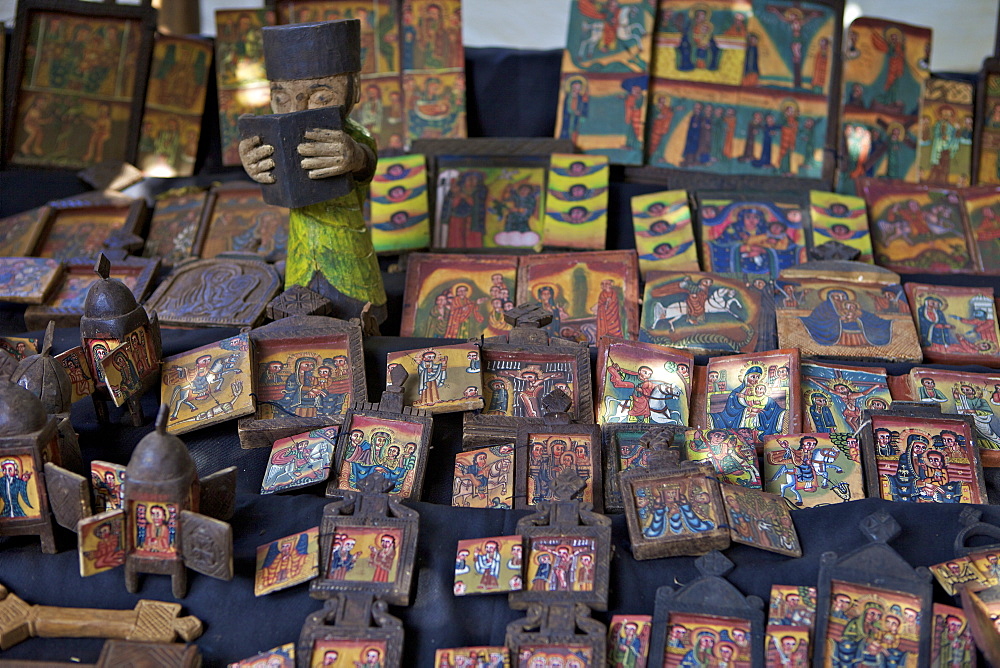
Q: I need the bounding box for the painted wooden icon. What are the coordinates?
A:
[861,404,986,505]
[386,342,483,413]
[964,185,1000,273]
[608,614,652,668]
[596,336,691,426]
[0,410,55,550]
[821,580,927,667]
[967,548,1000,590]
[452,443,515,509]
[369,154,430,254]
[0,258,62,304]
[762,432,864,507]
[36,199,147,263]
[905,367,1000,452]
[555,0,656,165]
[861,181,977,273]
[90,460,125,513]
[78,509,126,576]
[697,196,808,278]
[400,253,519,338]
[100,336,154,408]
[640,271,763,354]
[975,58,1000,186]
[808,191,873,262]
[25,256,158,331]
[837,18,932,193]
[239,316,365,449]
[332,409,430,500]
[81,256,162,427]
[0,205,54,256]
[0,337,37,361]
[930,604,976,667]
[434,646,509,668]
[705,349,801,452]
[433,158,546,250]
[648,0,839,181]
[255,527,320,596]
[400,0,466,142]
[620,447,729,560]
[143,187,210,267]
[905,282,1000,365]
[453,535,523,596]
[649,552,765,667]
[199,181,290,259]
[928,557,992,596]
[6,1,157,169]
[161,334,253,435]
[214,8,274,166]
[918,76,975,187]
[83,406,238,597]
[306,636,390,668]
[767,584,816,627]
[683,427,760,488]
[517,250,640,345]
[764,625,809,667]
[775,264,921,362]
[510,468,612,612]
[229,643,295,668]
[720,485,800,557]
[53,346,94,404]
[261,427,339,494]
[602,425,681,514]
[352,73,405,157]
[476,327,593,425]
[800,361,891,434]
[144,258,281,330]
[543,154,610,250]
[139,34,213,178]
[311,471,419,606]
[631,189,699,278]
[517,423,604,513]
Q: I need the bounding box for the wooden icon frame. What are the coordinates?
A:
[238,315,367,449]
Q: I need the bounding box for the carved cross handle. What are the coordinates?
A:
[0,584,203,650]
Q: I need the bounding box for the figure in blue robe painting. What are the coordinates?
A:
[799,288,892,348]
[641,482,715,538]
[704,203,803,278]
[559,76,589,144]
[710,365,786,443]
[676,7,721,71]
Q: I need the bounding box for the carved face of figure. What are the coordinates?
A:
[269,73,359,114]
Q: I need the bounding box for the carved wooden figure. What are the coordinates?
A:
[12,321,83,475]
[464,304,593,449]
[238,19,387,323]
[649,551,766,668]
[505,602,607,668]
[328,364,432,500]
[313,471,419,605]
[118,406,236,598]
[510,467,611,612]
[80,254,161,426]
[0,581,203,650]
[1,379,96,558]
[297,592,404,668]
[812,510,934,668]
